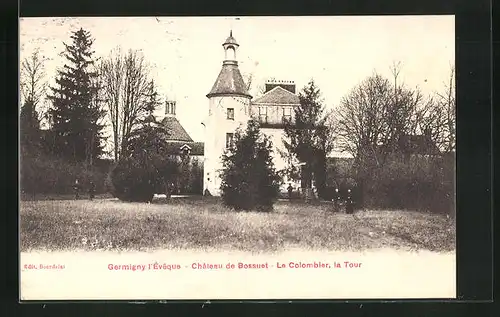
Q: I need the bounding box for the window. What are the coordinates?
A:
[258,106,268,123]
[227,108,234,120]
[166,102,176,115]
[226,133,234,148]
[282,107,292,123]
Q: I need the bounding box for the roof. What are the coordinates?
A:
[223,30,239,46]
[189,142,204,156]
[164,141,204,156]
[160,116,194,142]
[252,86,300,105]
[207,62,252,98]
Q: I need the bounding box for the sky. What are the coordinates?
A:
[20,16,455,142]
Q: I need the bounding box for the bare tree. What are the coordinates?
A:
[100,48,125,161]
[335,72,393,166]
[336,70,427,172]
[100,48,161,161]
[437,66,456,152]
[390,61,403,96]
[242,65,265,98]
[416,66,456,152]
[379,61,424,153]
[20,48,47,122]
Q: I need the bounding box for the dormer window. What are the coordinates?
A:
[180,144,192,156]
[227,108,234,120]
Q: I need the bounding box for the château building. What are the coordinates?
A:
[202,31,301,196]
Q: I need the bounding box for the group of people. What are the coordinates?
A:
[286,183,356,214]
[331,187,355,214]
[73,179,95,200]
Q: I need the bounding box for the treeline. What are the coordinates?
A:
[20,26,455,214]
[19,27,193,198]
[284,63,455,214]
[334,64,455,214]
[219,68,455,214]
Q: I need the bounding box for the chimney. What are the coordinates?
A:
[265,79,296,94]
[165,100,176,117]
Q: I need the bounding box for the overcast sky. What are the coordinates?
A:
[20,16,455,142]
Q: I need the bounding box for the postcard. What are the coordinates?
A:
[19,15,456,300]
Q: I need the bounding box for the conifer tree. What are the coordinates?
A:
[47,28,105,164]
[111,116,179,202]
[220,119,281,211]
[283,79,333,196]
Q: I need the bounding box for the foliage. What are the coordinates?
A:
[180,157,204,194]
[110,119,179,202]
[20,152,110,196]
[20,100,41,155]
[283,79,334,197]
[220,119,281,211]
[357,154,454,215]
[332,65,455,213]
[47,28,106,164]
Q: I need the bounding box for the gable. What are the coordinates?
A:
[252,86,300,106]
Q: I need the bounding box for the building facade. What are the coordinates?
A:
[202,31,301,196]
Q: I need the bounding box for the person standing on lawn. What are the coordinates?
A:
[88,180,95,200]
[287,183,293,200]
[332,187,341,212]
[346,188,354,214]
[73,179,81,200]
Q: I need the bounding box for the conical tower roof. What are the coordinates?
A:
[207,31,252,99]
[207,63,252,98]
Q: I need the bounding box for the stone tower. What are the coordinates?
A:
[203,31,252,196]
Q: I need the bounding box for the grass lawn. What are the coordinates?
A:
[20,197,456,253]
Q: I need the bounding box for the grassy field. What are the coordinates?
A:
[20,197,456,253]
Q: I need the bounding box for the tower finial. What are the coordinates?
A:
[230,29,233,37]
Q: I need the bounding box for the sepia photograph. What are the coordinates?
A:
[19,16,456,300]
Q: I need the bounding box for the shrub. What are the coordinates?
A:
[355,154,455,214]
[20,152,110,197]
[220,119,281,212]
[109,121,180,202]
[111,158,152,202]
[185,158,203,194]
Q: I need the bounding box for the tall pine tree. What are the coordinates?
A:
[283,79,332,196]
[47,28,105,164]
[220,119,281,212]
